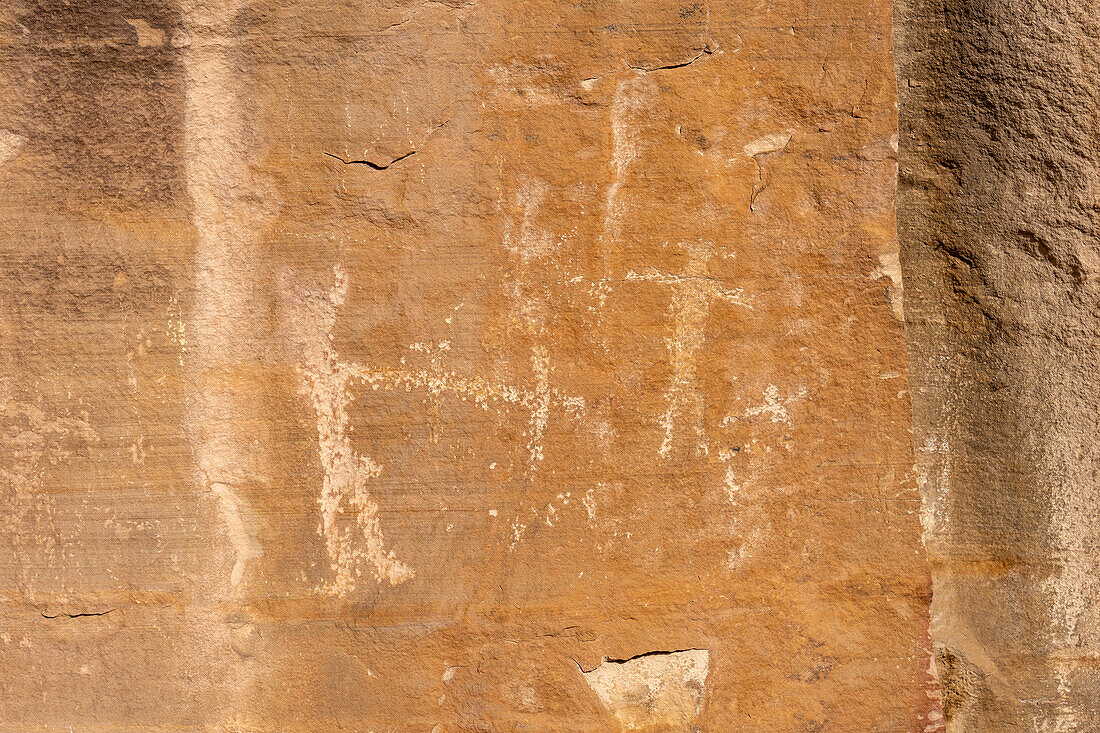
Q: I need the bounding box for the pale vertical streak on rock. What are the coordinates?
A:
[916,435,950,538]
[527,345,552,466]
[502,178,555,263]
[597,74,650,319]
[1042,424,1095,733]
[657,268,709,458]
[499,179,563,472]
[602,77,642,256]
[180,0,272,594]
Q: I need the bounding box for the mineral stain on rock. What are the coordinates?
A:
[897,0,1100,722]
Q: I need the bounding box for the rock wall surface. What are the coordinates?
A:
[0,0,939,729]
[896,0,1100,728]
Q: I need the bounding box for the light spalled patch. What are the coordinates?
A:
[744,133,793,212]
[743,132,792,157]
[124,18,166,47]
[0,129,27,167]
[290,266,414,594]
[871,251,905,321]
[582,649,710,730]
[635,241,751,457]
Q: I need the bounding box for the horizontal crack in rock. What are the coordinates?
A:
[323,149,416,170]
[629,45,716,73]
[323,119,449,171]
[41,609,116,619]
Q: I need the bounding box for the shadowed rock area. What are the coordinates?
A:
[896,0,1100,727]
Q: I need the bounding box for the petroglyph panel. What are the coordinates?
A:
[0,0,938,728]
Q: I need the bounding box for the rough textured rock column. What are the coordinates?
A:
[896,0,1100,726]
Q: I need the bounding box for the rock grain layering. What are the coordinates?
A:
[0,0,942,729]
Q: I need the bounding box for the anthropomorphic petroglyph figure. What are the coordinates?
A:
[286,266,590,594]
[625,241,751,457]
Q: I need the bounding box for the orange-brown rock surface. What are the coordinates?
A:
[0,0,939,729]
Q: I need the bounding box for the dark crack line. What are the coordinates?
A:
[41,609,116,619]
[324,119,449,171]
[630,46,715,73]
[749,183,768,212]
[576,647,706,673]
[324,149,416,169]
[602,648,705,664]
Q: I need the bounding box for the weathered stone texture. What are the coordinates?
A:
[1,0,937,729]
[896,0,1100,727]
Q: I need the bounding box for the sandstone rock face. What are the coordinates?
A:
[896,0,1100,728]
[0,0,939,729]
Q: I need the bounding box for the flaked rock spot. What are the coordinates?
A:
[582,649,709,730]
[0,130,26,167]
[124,18,166,47]
[742,132,792,157]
